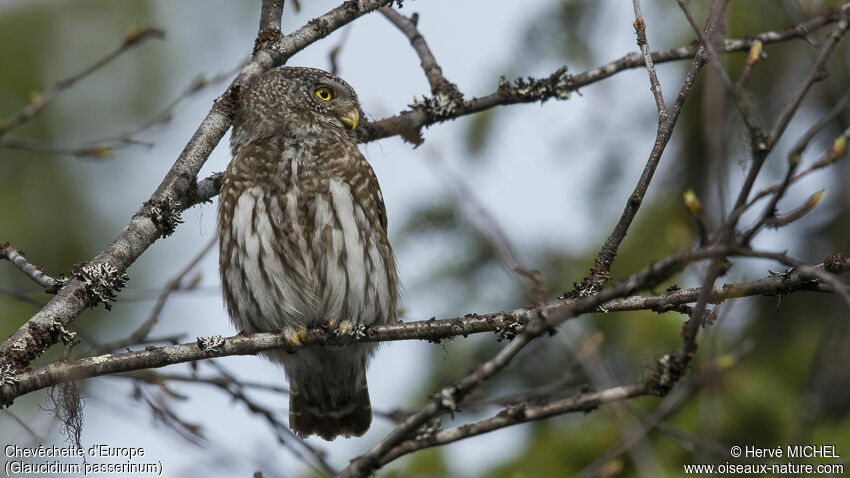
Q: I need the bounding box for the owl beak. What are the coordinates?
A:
[339,108,359,130]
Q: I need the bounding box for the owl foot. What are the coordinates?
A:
[282,327,308,346]
[324,317,358,337]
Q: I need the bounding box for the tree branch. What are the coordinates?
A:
[380,7,462,101]
[0,62,242,158]
[379,381,650,465]
[766,8,850,149]
[0,28,165,139]
[632,0,668,118]
[729,7,850,225]
[2,0,846,410]
[0,243,67,294]
[0,0,397,374]
[85,238,216,356]
[360,7,848,146]
[1,249,844,410]
[576,2,726,295]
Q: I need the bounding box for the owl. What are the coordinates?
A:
[218,66,399,440]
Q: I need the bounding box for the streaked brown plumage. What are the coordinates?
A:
[218,66,399,440]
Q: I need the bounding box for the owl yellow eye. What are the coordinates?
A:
[315,87,333,101]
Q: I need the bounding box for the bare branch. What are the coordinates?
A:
[0,248,845,408]
[747,124,849,208]
[739,97,848,241]
[0,28,165,138]
[379,381,650,465]
[178,14,850,206]
[259,0,284,33]
[327,25,354,76]
[576,3,727,296]
[735,249,850,307]
[0,243,67,293]
[767,9,850,149]
[679,0,766,149]
[0,0,398,374]
[86,238,216,356]
[380,7,462,101]
[632,0,667,118]
[0,63,241,159]
[361,7,848,146]
[729,9,850,221]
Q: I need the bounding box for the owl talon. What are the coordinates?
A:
[283,327,308,346]
[324,317,354,336]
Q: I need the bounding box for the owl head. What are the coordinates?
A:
[231,66,364,151]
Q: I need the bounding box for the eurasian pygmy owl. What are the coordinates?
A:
[218,66,399,440]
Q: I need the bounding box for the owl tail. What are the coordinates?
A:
[289,375,372,441]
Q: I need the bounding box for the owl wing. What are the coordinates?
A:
[362,160,389,233]
[321,140,389,234]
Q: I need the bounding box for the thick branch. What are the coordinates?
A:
[1,251,844,407]
[2,0,845,385]
[361,9,848,146]
[177,15,849,206]
[0,0,396,373]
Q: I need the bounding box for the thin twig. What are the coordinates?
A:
[2,409,47,442]
[632,0,667,118]
[747,124,849,208]
[741,95,850,241]
[0,287,46,308]
[0,28,165,138]
[327,25,353,76]
[0,63,242,158]
[735,248,850,307]
[424,148,546,303]
[379,381,650,466]
[0,0,397,375]
[577,3,727,295]
[729,9,850,224]
[766,9,850,149]
[380,7,462,101]
[86,238,216,356]
[0,243,67,293]
[114,370,290,395]
[678,0,765,149]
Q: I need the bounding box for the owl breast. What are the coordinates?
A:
[220,155,395,334]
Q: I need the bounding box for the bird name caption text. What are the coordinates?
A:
[3,444,162,476]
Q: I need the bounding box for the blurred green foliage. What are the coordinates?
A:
[397,1,850,476]
[1,0,159,441]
